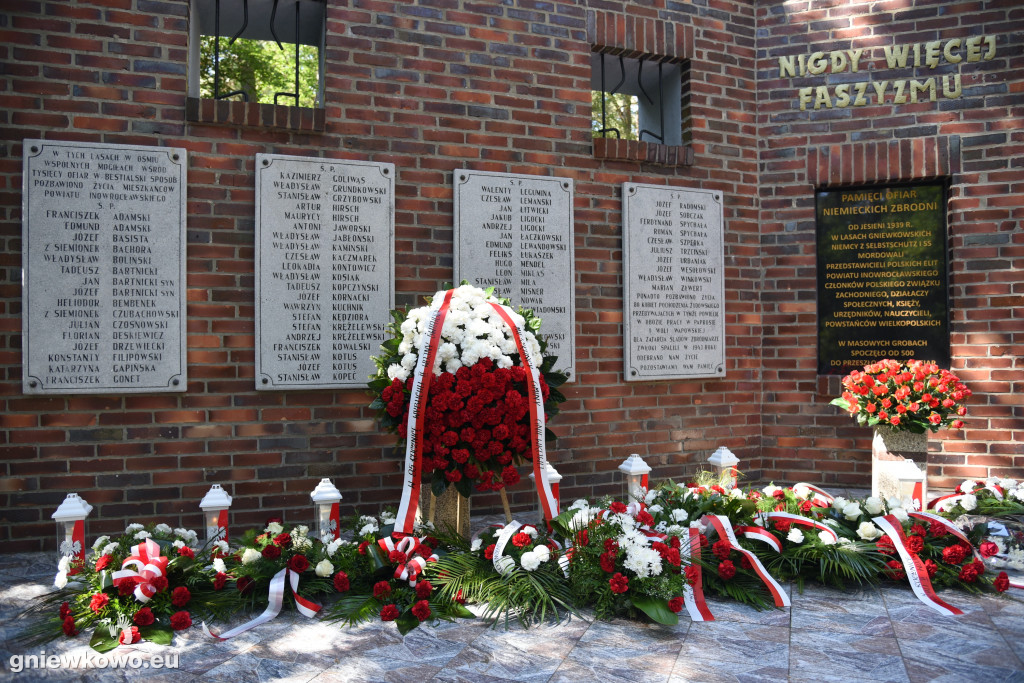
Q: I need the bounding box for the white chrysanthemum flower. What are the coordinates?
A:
[618,528,646,550]
[959,494,977,511]
[125,523,144,533]
[672,508,689,523]
[655,521,668,533]
[856,522,883,541]
[1012,488,1024,503]
[102,542,119,556]
[241,548,262,565]
[864,497,885,515]
[134,530,152,540]
[265,522,284,535]
[842,502,863,521]
[520,550,541,572]
[315,559,335,577]
[212,558,227,573]
[792,484,810,499]
[92,535,110,550]
[787,528,805,544]
[154,523,172,535]
[623,545,663,578]
[568,508,595,532]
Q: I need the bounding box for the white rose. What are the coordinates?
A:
[729,488,745,499]
[792,484,811,499]
[842,503,863,521]
[265,522,284,535]
[890,507,909,522]
[241,548,262,565]
[832,496,849,511]
[885,496,903,510]
[856,522,883,541]
[671,508,689,523]
[315,559,335,577]
[863,497,885,515]
[959,494,977,511]
[787,528,805,544]
[212,558,227,573]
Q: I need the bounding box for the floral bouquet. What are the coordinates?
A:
[369,284,568,498]
[552,498,691,625]
[323,513,474,635]
[931,478,1024,517]
[18,524,235,652]
[830,359,971,432]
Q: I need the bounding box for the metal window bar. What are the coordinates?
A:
[597,53,626,139]
[273,0,300,105]
[637,59,665,144]
[213,0,248,101]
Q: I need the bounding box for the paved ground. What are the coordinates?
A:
[2,507,1023,682]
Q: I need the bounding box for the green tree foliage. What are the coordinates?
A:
[591,91,638,139]
[200,36,319,107]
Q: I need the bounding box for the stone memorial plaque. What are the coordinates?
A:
[256,154,394,390]
[454,169,575,380]
[623,183,725,381]
[816,183,949,375]
[22,139,187,394]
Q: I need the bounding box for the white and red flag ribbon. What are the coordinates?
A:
[111,538,169,604]
[377,534,438,586]
[793,482,834,507]
[873,514,963,616]
[762,512,840,544]
[734,525,782,553]
[703,515,790,608]
[680,527,714,622]
[203,567,320,640]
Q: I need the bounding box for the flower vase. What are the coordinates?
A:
[871,425,928,508]
[419,485,471,541]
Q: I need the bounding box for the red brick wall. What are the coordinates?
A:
[0,0,762,551]
[756,0,1024,488]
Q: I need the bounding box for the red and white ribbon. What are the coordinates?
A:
[703,515,790,608]
[762,512,840,544]
[907,511,982,562]
[793,482,834,507]
[491,521,522,576]
[873,514,963,616]
[395,290,455,535]
[377,534,437,586]
[681,527,714,622]
[203,567,320,640]
[735,525,782,553]
[111,538,169,604]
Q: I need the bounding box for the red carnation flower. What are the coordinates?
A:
[484,544,496,560]
[501,466,520,486]
[411,599,432,622]
[665,548,682,567]
[171,586,191,607]
[772,489,786,500]
[89,593,109,613]
[178,546,195,559]
[905,535,924,554]
[609,502,627,514]
[774,520,792,534]
[388,550,408,565]
[169,611,192,631]
[929,521,947,538]
[373,580,392,599]
[600,551,617,573]
[512,532,531,548]
[885,560,905,580]
[334,571,350,592]
[942,544,967,565]
[636,510,655,527]
[236,575,254,595]
[62,616,77,637]
[994,571,1010,592]
[117,577,138,597]
[924,559,938,577]
[59,602,72,620]
[358,541,371,555]
[718,560,736,580]
[876,537,896,555]
[604,539,619,553]
[799,500,814,513]
[609,572,629,594]
[416,580,433,600]
[380,604,399,621]
[95,554,112,571]
[739,554,753,570]
[958,562,982,583]
[910,524,927,538]
[577,530,589,547]
[133,606,155,626]
[668,597,684,613]
[685,565,700,584]
[712,539,732,561]
[213,572,227,591]
[979,541,999,558]
[262,545,281,560]
[118,626,141,645]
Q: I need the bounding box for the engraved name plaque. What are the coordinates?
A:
[256,154,394,390]
[623,183,725,381]
[22,139,187,394]
[454,169,575,380]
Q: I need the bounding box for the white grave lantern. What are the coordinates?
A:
[310,478,343,541]
[199,484,232,545]
[708,446,740,489]
[52,493,92,562]
[529,462,563,522]
[618,454,652,503]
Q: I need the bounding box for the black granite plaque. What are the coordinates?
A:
[255,154,394,390]
[22,139,187,394]
[816,183,949,375]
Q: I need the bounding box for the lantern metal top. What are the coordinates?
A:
[618,453,652,476]
[199,484,233,510]
[529,462,563,484]
[310,478,342,504]
[51,493,93,522]
[708,446,739,469]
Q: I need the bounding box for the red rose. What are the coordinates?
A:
[380,604,399,621]
[411,599,432,622]
[95,554,112,571]
[600,551,617,573]
[358,541,371,555]
[274,533,292,547]
[266,516,283,525]
[994,571,1010,592]
[668,597,684,613]
[213,572,227,591]
[484,544,496,560]
[62,616,77,637]
[685,565,700,584]
[712,539,732,560]
[905,535,924,554]
[262,545,281,560]
[236,575,254,595]
[171,586,191,607]
[178,546,195,559]
[512,532,531,548]
[288,554,310,573]
[59,602,72,620]
[89,593,109,613]
[334,571,350,592]
[118,626,141,645]
[373,580,392,599]
[979,541,999,558]
[169,610,192,631]
[133,606,155,626]
[609,572,629,594]
[609,502,627,514]
[885,560,905,580]
[942,545,967,565]
[718,560,736,581]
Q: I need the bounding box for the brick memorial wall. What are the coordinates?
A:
[0,0,1019,551]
